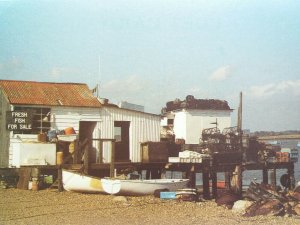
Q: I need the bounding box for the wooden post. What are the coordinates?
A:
[211,171,217,199]
[235,92,243,196]
[202,158,211,199]
[270,168,276,189]
[236,165,242,196]
[146,169,151,179]
[73,140,78,164]
[187,166,196,188]
[98,140,103,163]
[202,171,210,199]
[83,142,90,175]
[225,172,231,189]
[288,163,295,189]
[58,165,63,192]
[110,141,115,178]
[262,167,268,184]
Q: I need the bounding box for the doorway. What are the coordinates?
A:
[114,121,130,162]
[79,121,97,163]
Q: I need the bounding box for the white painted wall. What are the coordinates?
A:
[51,106,102,132]
[6,105,161,167]
[171,109,232,144]
[173,111,187,141]
[99,107,161,163]
[8,106,102,168]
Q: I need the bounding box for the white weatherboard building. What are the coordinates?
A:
[161,96,233,144]
[0,80,160,168]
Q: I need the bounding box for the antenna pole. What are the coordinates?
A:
[98,55,101,98]
[237,92,242,131]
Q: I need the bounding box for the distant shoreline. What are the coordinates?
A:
[257,134,300,140]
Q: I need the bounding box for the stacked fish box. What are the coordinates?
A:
[168,150,210,163]
[276,152,290,163]
[281,148,298,162]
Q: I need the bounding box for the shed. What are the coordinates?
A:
[161,95,233,144]
[0,80,161,168]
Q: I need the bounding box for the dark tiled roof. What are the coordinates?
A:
[0,80,101,108]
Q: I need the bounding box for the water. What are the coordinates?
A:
[167,139,300,187]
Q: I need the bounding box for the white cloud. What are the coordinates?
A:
[209,65,233,81]
[100,75,150,106]
[101,75,145,94]
[50,67,62,78]
[0,57,23,72]
[49,67,79,79]
[248,79,300,98]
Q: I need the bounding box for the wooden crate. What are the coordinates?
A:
[212,152,243,165]
[276,152,290,162]
[141,142,168,163]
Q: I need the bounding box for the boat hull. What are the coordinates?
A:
[101,178,189,196]
[62,169,105,193]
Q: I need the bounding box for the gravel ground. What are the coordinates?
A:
[1,188,300,225]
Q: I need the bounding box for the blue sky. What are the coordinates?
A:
[0,0,299,131]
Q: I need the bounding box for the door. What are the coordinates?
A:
[114,121,130,162]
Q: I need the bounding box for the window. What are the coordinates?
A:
[167,119,174,126]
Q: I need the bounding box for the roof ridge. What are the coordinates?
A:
[0,79,87,86]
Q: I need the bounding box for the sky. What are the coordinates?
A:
[0,0,299,132]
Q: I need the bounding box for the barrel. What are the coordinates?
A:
[56,152,64,165]
[64,127,76,135]
[32,179,39,191]
[37,133,47,142]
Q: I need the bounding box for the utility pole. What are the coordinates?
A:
[233,92,243,196]
[237,92,242,132]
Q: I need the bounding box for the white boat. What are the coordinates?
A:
[62,169,105,193]
[101,177,189,196]
[63,169,189,196]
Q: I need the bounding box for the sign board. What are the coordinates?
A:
[6,111,33,131]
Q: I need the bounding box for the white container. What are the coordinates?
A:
[168,157,180,163]
[16,143,56,167]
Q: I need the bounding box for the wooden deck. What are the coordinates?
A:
[10,159,295,200]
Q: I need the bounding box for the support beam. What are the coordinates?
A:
[262,167,268,184]
[202,171,210,199]
[98,140,103,163]
[187,166,196,188]
[83,142,90,175]
[287,163,295,189]
[110,141,115,178]
[270,168,276,189]
[211,171,217,199]
[57,165,63,192]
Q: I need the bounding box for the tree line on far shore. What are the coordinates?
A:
[251,130,300,137]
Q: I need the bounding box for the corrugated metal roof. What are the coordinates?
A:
[0,80,102,108]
